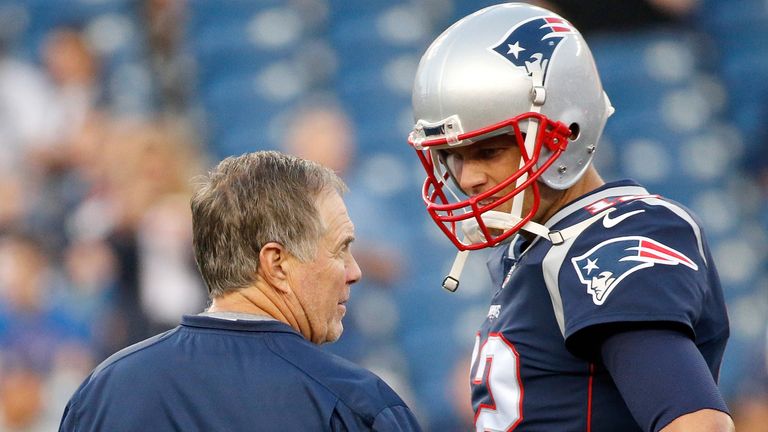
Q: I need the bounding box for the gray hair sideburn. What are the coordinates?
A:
[190,151,346,298]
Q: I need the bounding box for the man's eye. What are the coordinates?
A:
[477,148,504,159]
[338,241,353,255]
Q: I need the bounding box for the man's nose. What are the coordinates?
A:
[457,159,488,194]
[346,253,362,285]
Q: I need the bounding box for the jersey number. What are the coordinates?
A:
[471,333,523,431]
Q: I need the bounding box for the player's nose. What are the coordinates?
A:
[457,159,488,194]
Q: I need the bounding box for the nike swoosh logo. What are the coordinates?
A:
[602,209,645,228]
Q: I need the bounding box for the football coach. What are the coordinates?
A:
[59,151,422,431]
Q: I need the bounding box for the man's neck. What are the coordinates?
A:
[518,166,605,244]
[207,289,273,316]
[540,166,605,225]
[207,283,313,340]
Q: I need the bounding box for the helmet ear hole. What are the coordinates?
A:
[569,123,580,141]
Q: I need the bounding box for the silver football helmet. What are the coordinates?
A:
[409,2,613,252]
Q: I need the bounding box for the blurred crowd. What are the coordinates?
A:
[0,4,208,428]
[0,0,764,431]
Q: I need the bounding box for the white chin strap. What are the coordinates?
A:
[441,211,549,292]
[441,208,610,292]
[463,210,551,243]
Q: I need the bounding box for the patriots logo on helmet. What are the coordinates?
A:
[490,16,575,84]
[571,236,699,305]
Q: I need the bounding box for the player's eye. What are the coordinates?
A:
[476,147,505,160]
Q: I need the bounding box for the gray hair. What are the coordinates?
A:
[190,151,346,298]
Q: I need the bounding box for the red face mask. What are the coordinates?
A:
[409,112,572,250]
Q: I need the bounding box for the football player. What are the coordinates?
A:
[408,3,733,431]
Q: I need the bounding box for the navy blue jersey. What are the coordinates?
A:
[60,316,422,432]
[470,180,728,431]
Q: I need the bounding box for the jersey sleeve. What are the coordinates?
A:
[555,199,712,353]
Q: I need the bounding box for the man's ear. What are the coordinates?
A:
[258,242,293,295]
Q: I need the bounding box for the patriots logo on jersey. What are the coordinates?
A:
[572,236,699,305]
[490,16,575,84]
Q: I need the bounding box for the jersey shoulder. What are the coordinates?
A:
[571,193,708,266]
[546,193,713,340]
[581,192,701,229]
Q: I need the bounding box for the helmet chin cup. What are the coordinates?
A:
[461,211,525,244]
